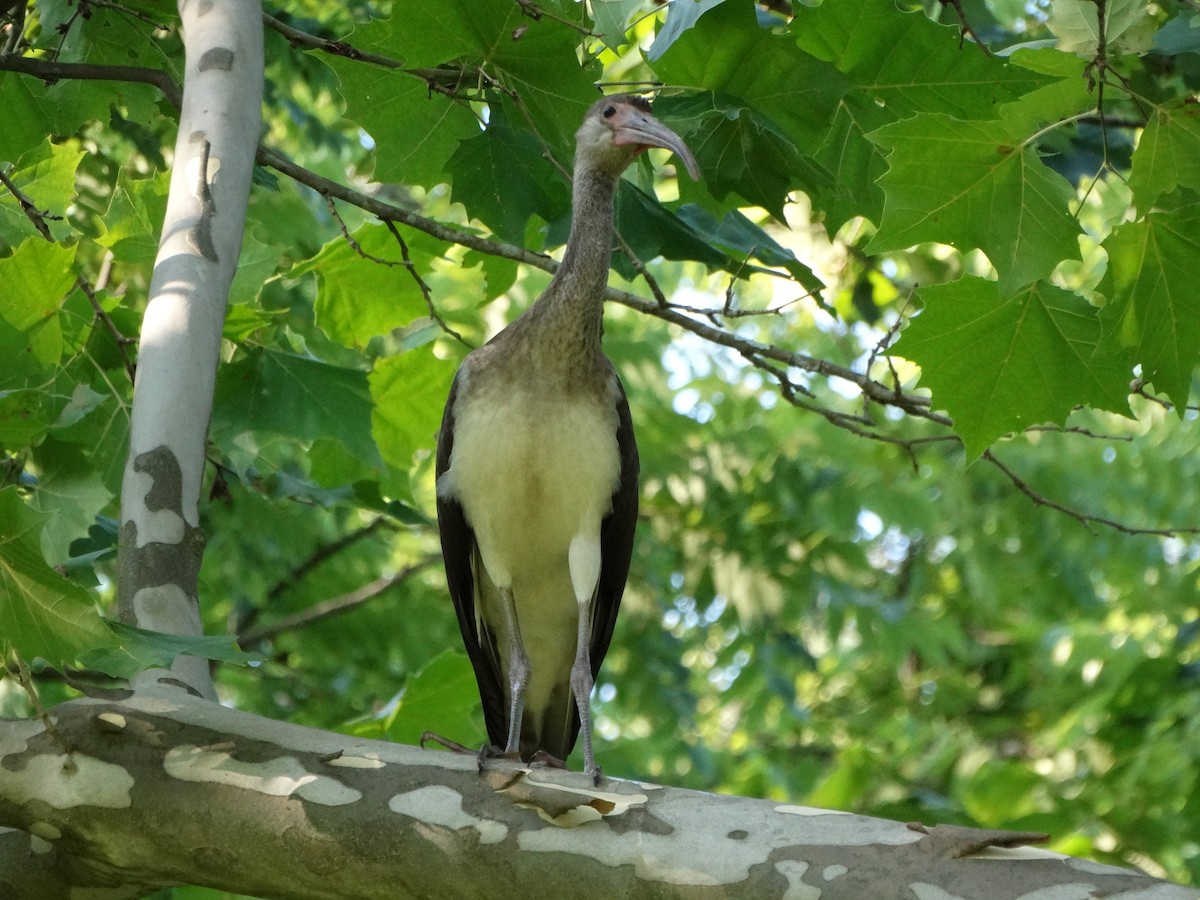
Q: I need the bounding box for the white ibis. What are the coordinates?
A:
[435,95,699,780]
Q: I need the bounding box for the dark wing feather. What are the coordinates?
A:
[435,370,509,749]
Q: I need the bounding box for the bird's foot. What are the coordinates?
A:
[418,731,476,755]
[476,743,522,774]
[527,750,603,785]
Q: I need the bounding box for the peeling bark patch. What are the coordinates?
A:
[135,446,185,515]
[28,834,53,854]
[823,864,848,880]
[325,753,386,770]
[164,746,361,805]
[28,821,61,841]
[519,792,775,886]
[774,861,821,900]
[119,445,206,615]
[0,754,133,809]
[199,47,234,71]
[775,804,919,847]
[185,139,219,261]
[390,785,508,845]
[95,713,127,733]
[495,773,643,827]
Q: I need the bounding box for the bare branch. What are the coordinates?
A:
[983,449,1200,537]
[238,560,436,646]
[76,276,137,383]
[0,55,183,108]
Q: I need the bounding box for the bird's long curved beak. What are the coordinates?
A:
[611,106,701,181]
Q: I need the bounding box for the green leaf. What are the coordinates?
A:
[654,0,847,152]
[591,0,647,49]
[898,276,1131,458]
[0,76,56,165]
[0,140,86,249]
[448,106,570,244]
[1098,195,1200,412]
[384,648,481,747]
[80,621,259,678]
[1128,101,1200,211]
[792,0,1061,228]
[657,93,831,220]
[330,63,478,187]
[674,204,822,293]
[97,168,171,269]
[0,487,113,665]
[346,0,598,151]
[612,182,727,279]
[212,349,384,468]
[1048,0,1157,56]
[867,110,1081,291]
[292,223,437,348]
[0,238,77,366]
[29,439,115,565]
[369,350,457,469]
[647,0,724,61]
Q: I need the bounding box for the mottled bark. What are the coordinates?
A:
[0,682,1192,900]
[117,0,264,700]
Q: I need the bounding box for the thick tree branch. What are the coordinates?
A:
[0,684,1191,899]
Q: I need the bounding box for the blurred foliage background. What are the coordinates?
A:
[3,0,1200,893]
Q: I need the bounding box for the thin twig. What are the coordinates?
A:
[84,0,171,31]
[238,560,435,646]
[983,449,1200,537]
[76,276,137,382]
[512,0,599,37]
[937,0,994,56]
[0,167,60,240]
[8,652,77,760]
[382,219,471,347]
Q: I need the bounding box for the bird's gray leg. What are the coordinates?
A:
[570,597,599,783]
[497,584,530,756]
[568,534,604,782]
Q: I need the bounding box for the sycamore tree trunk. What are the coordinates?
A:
[0,2,1197,898]
[116,0,263,701]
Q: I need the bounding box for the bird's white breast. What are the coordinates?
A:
[441,382,621,588]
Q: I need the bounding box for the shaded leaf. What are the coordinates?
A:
[370,349,457,469]
[330,64,479,187]
[81,621,260,679]
[212,349,383,468]
[448,107,569,243]
[1128,101,1200,211]
[291,223,436,348]
[1098,194,1200,412]
[868,109,1081,292]
[898,276,1130,458]
[0,488,113,665]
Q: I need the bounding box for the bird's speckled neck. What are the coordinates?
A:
[502,162,618,379]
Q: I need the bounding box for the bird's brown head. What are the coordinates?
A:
[575,94,701,182]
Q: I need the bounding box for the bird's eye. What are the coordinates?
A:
[603,105,616,119]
